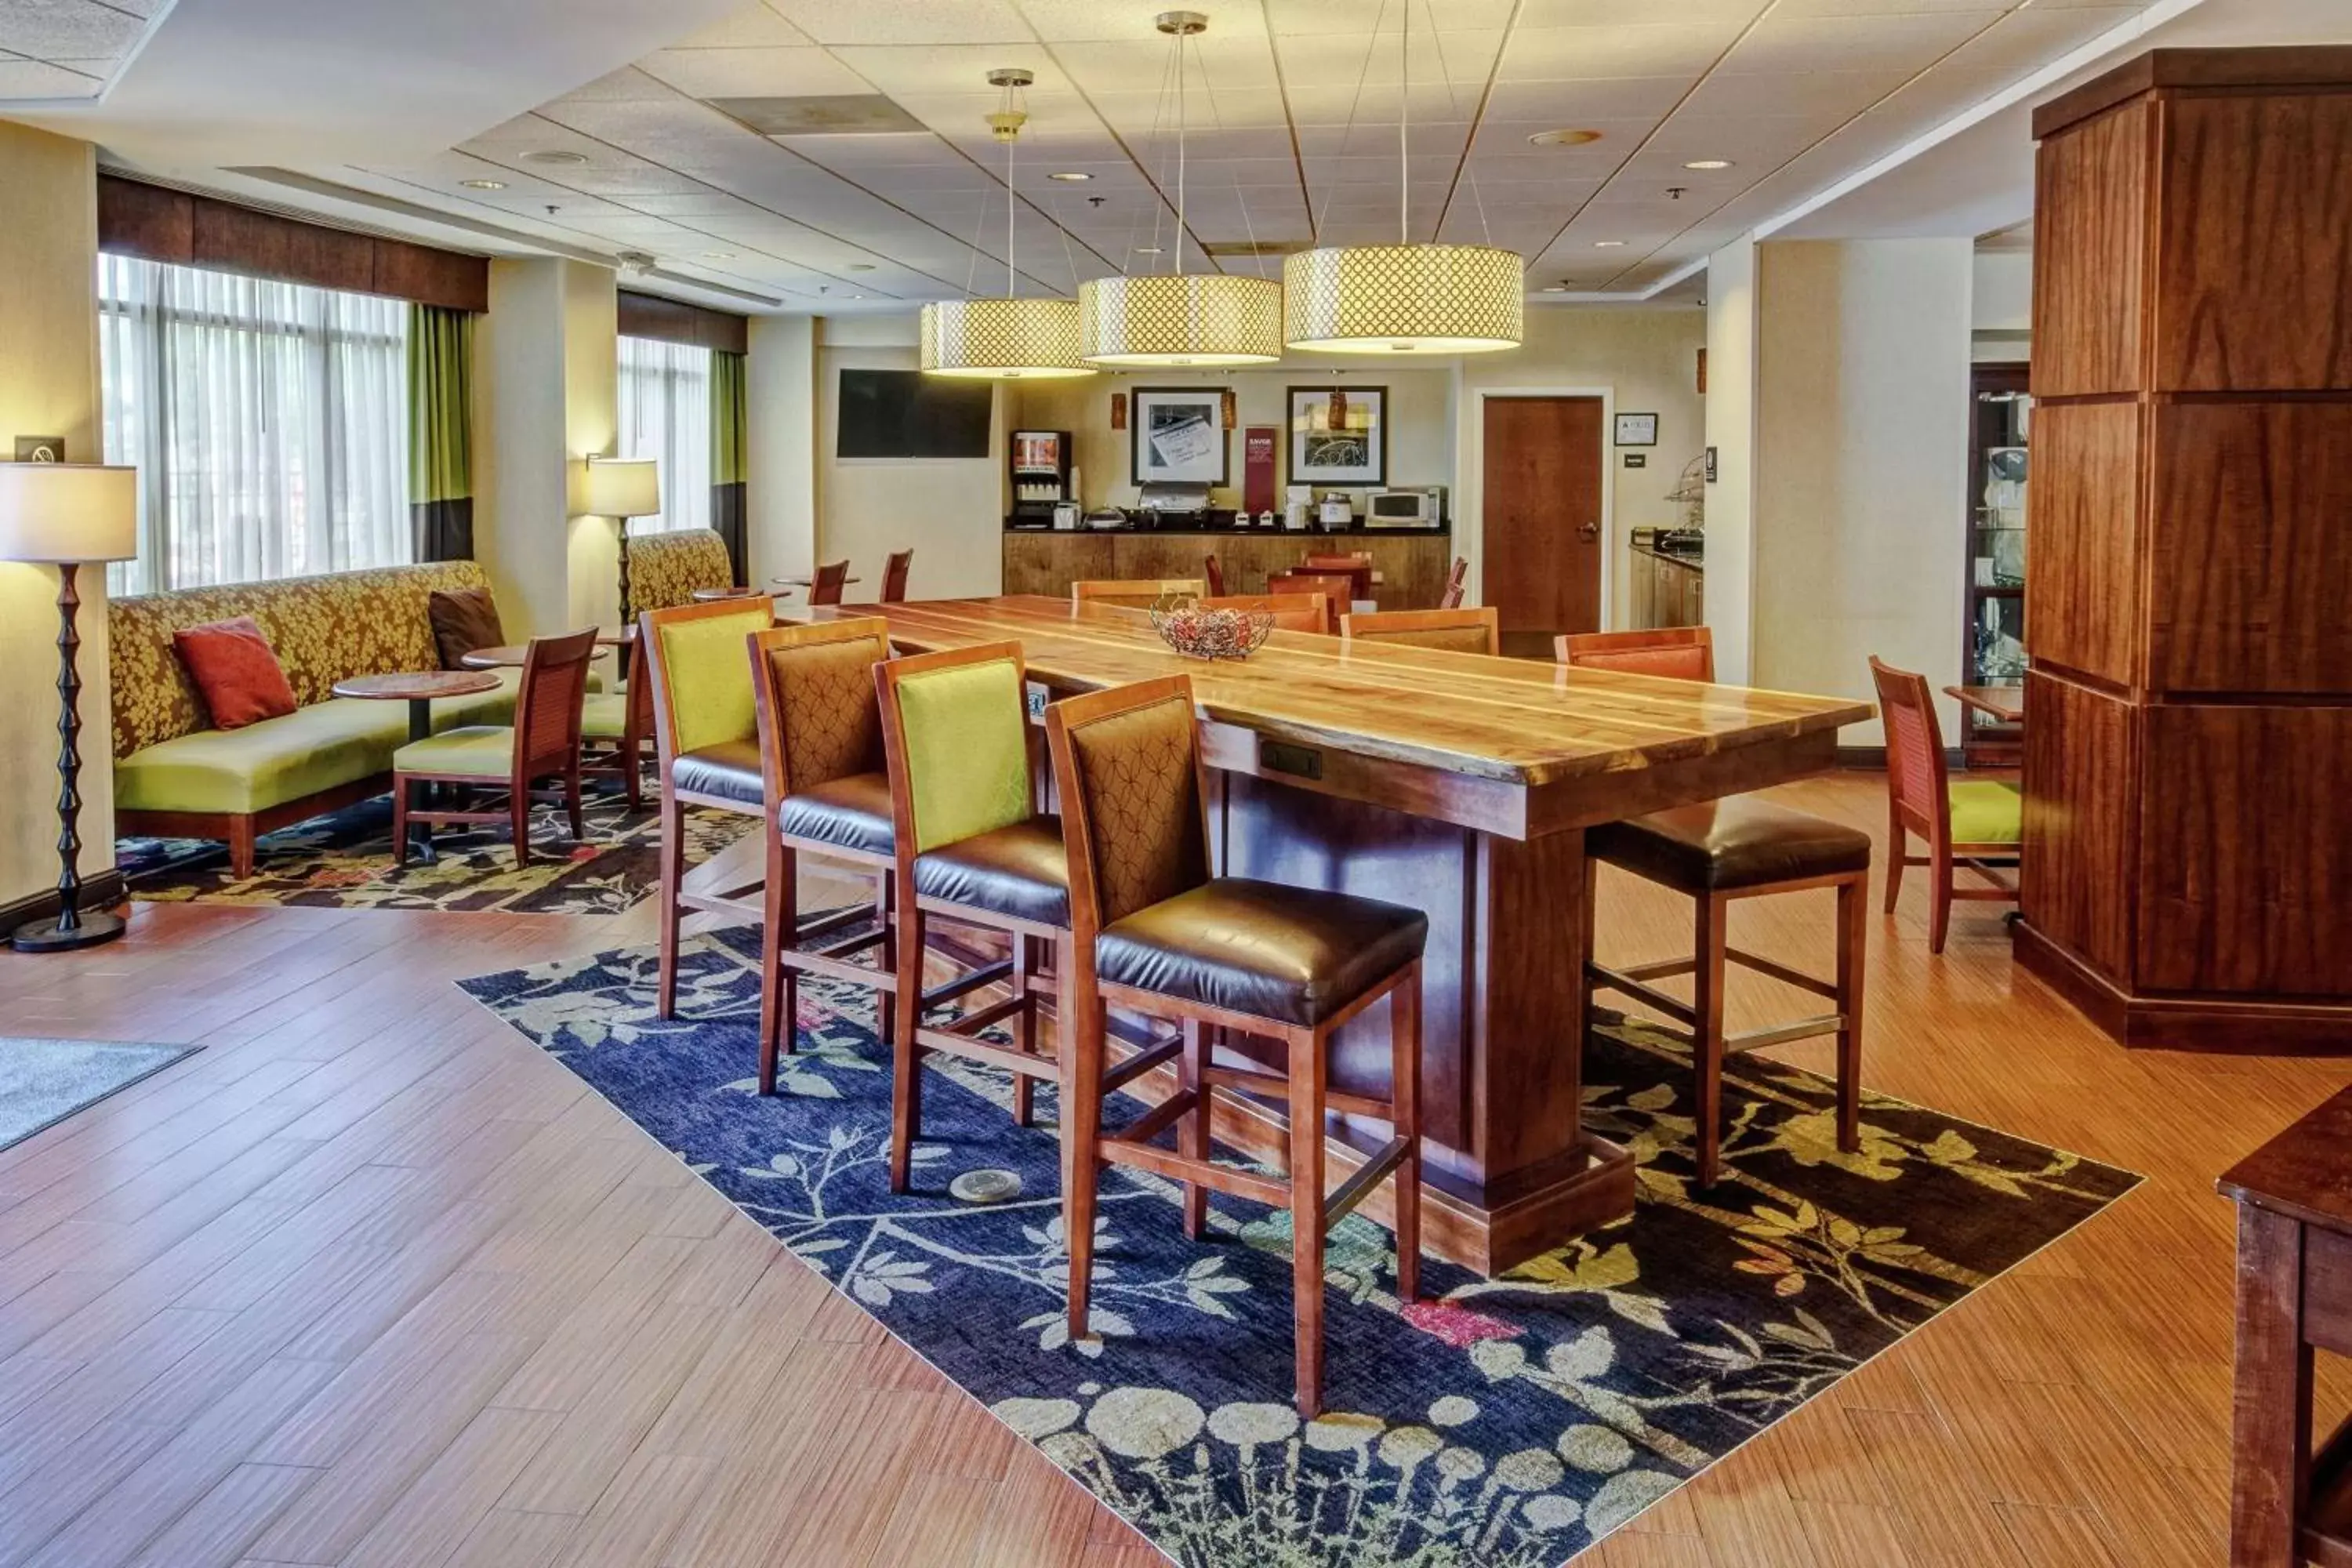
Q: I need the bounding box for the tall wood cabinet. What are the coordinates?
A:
[2018,47,2352,1051]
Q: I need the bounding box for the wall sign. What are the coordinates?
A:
[1623,452,1646,469]
[1613,412,1658,447]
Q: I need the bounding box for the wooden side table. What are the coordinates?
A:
[332,670,500,863]
[2219,1086,2352,1566]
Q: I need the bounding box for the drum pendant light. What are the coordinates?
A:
[1283,0,1523,354]
[1078,13,1281,368]
[921,69,1092,379]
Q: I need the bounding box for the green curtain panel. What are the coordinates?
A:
[408,303,475,562]
[710,348,748,586]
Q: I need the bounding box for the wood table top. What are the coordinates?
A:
[1946,684,2026,724]
[793,596,1871,789]
[332,670,501,701]
[2217,1085,2352,1233]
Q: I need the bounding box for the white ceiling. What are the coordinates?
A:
[0,0,167,100]
[15,0,2339,314]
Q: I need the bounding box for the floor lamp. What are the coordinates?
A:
[0,463,138,953]
[579,456,659,680]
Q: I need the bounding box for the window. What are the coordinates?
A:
[616,334,712,535]
[100,254,410,596]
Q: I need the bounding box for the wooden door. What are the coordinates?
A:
[1481,396,1605,656]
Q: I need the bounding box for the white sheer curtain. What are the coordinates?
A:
[616,334,712,536]
[100,254,410,596]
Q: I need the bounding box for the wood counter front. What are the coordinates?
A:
[1005,529,1453,609]
[793,596,1871,1272]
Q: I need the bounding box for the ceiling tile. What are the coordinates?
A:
[1715,10,2005,75]
[666,3,818,48]
[637,46,874,99]
[761,0,1033,46]
[1498,24,1744,82]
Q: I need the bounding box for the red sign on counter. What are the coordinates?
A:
[1242,425,1278,517]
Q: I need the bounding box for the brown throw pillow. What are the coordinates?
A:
[172,616,297,731]
[429,586,505,670]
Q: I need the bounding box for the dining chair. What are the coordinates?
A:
[1556,626,1714,680]
[881,550,913,603]
[1298,553,1374,603]
[1045,673,1428,1417]
[1558,632,1872,1185]
[1199,592,1334,633]
[579,664,653,810]
[640,597,778,1018]
[808,560,852,607]
[746,617,901,1094]
[1870,656,2020,953]
[390,628,598,869]
[1072,578,1205,610]
[1439,556,1469,610]
[1339,606,1499,655]
[1266,571,1356,611]
[1203,554,1226,596]
[873,640,1069,1192]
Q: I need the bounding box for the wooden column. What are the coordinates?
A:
[2020,48,2352,1051]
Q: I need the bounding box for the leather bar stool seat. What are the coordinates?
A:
[671,740,765,806]
[1588,798,1871,895]
[912,816,1071,928]
[1098,877,1426,1028]
[779,771,895,858]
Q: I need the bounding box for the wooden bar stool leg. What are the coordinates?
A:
[1390,964,1421,1305]
[1011,934,1036,1128]
[889,887,927,1194]
[1062,961,1106,1340]
[1693,892,1729,1189]
[1835,873,1866,1154]
[1288,1029,1329,1418]
[1178,1020,1210,1241]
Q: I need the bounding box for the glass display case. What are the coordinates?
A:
[1962,363,2029,767]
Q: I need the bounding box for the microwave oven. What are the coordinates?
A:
[1365,487,1442,528]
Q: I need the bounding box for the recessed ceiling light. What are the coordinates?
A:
[1540,285,1569,293]
[702,251,737,260]
[1526,129,1603,147]
[1592,240,1626,248]
[1134,245,1163,255]
[1048,171,1092,182]
[520,150,588,166]
[459,178,505,191]
[1682,158,1733,171]
[846,263,876,271]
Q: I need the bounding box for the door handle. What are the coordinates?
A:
[1577,521,1599,540]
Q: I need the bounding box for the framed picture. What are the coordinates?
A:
[1613,412,1658,447]
[13,437,64,462]
[1131,386,1229,485]
[1287,385,1387,487]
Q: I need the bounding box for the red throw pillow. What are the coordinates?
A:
[173,616,297,731]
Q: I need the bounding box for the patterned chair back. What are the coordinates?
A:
[514,629,600,778]
[1045,675,1211,932]
[749,617,892,804]
[624,528,735,620]
[109,561,492,758]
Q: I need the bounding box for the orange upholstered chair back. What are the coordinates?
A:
[1555,627,1715,682]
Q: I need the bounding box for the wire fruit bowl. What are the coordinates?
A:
[1148,597,1275,661]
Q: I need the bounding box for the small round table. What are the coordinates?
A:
[332,670,501,862]
[689,586,773,604]
[458,630,630,670]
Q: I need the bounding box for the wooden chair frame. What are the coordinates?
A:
[392,628,597,869]
[873,640,1068,1195]
[808,560,852,606]
[1870,655,2017,953]
[1297,553,1374,601]
[746,617,901,1096]
[1266,571,1356,610]
[641,597,779,1018]
[1584,865,1865,1189]
[578,659,653,810]
[1198,592,1334,634]
[1439,556,1469,610]
[1045,673,1422,1417]
[1072,578,1206,610]
[1556,626,1715,679]
[1339,606,1501,655]
[880,550,913,604]
[1202,553,1226,597]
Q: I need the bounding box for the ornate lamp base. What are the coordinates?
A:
[12,909,126,953]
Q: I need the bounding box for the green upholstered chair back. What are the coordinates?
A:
[109,561,493,758]
[648,603,771,758]
[626,529,734,619]
[891,655,1033,854]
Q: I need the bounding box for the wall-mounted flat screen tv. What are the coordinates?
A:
[836,368,993,459]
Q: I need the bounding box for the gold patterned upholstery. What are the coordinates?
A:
[109,561,492,759]
[1065,693,1208,924]
[626,528,734,619]
[769,636,886,793]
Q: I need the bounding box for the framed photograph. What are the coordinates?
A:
[1131,386,1229,486]
[1613,412,1658,447]
[1287,385,1387,487]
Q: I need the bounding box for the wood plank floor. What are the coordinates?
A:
[0,771,2339,1567]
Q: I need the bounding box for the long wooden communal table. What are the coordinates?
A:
[792,596,1871,1275]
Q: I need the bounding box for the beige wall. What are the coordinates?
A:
[0,123,106,908]
[815,315,1004,601]
[746,313,816,587]
[1752,238,1973,743]
[562,260,620,632]
[1455,306,1707,633]
[1704,238,1759,684]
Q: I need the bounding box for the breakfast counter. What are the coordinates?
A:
[1004,527,1453,610]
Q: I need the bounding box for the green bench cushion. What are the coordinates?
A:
[394,726,515,779]
[581,691,630,740]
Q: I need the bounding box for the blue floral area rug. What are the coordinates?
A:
[459,928,2138,1568]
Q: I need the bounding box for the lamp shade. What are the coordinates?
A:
[1079,274,1283,367]
[0,463,137,564]
[1282,244,1526,354]
[580,456,659,518]
[919,297,1092,379]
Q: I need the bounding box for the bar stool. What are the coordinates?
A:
[873,640,1069,1192]
[1044,673,1428,1417]
[640,597,778,1018]
[1559,628,1869,1188]
[746,618,902,1094]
